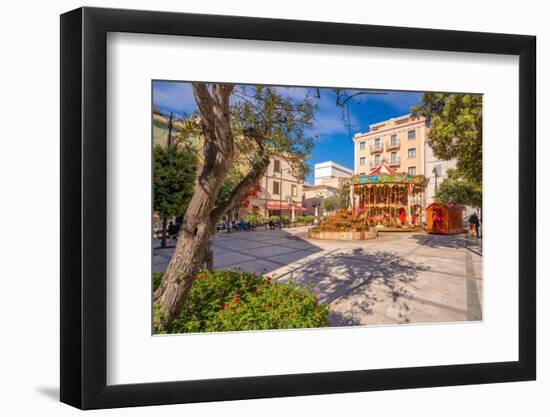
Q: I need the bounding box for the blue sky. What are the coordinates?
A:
[153,81,422,184]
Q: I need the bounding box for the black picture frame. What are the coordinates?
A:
[60,6,536,410]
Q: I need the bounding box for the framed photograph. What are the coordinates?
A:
[60,6,536,409]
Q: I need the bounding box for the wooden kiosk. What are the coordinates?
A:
[426,202,464,235]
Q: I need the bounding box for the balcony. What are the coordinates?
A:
[370,160,381,169]
[370,143,384,154]
[387,156,401,167]
[386,139,401,151]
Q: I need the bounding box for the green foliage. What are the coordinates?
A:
[153,272,164,292]
[435,169,482,208]
[281,217,291,225]
[154,270,329,333]
[241,213,258,224]
[153,144,197,218]
[294,215,315,224]
[336,181,350,210]
[216,164,245,206]
[322,195,340,213]
[304,215,315,224]
[268,215,280,223]
[412,93,482,186]
[231,85,316,181]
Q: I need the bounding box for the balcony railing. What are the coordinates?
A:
[370,143,384,154]
[387,156,401,167]
[370,160,381,169]
[386,139,401,151]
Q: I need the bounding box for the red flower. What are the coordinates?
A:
[233,296,239,304]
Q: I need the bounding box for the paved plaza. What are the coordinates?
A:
[153,226,483,326]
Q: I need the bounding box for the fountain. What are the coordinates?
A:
[308,209,378,241]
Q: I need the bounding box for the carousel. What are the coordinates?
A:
[349,163,427,230]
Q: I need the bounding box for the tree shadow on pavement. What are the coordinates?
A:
[410,234,482,257]
[283,248,431,325]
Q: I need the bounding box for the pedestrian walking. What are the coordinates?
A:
[468,212,480,238]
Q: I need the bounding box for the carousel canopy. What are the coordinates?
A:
[351,163,426,186]
[367,163,397,176]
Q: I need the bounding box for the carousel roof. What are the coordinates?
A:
[350,163,426,186]
[367,163,397,176]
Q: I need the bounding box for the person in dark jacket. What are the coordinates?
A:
[168,221,179,243]
[468,212,480,238]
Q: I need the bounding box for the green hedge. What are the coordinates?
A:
[294,215,316,225]
[154,270,329,333]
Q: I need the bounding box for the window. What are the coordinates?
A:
[391,152,397,163]
[273,159,281,173]
[291,184,297,197]
[433,164,443,176]
[408,148,416,158]
[359,141,365,150]
[374,138,380,148]
[359,157,366,166]
[374,154,380,165]
[408,166,416,175]
[408,130,416,140]
[272,181,280,195]
[390,134,397,146]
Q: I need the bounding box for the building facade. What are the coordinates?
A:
[314,161,353,185]
[424,145,457,207]
[240,157,305,219]
[302,161,352,215]
[352,114,472,221]
[353,114,428,177]
[302,183,339,215]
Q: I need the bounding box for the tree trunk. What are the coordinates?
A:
[153,83,271,332]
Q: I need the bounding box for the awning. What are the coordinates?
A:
[266,203,306,211]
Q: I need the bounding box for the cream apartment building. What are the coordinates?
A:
[353,114,428,177]
[241,157,305,219]
[353,114,472,218]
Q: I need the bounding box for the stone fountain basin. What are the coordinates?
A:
[308,227,378,241]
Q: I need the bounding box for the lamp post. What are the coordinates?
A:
[167,111,173,147]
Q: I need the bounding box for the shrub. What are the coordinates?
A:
[242,213,263,225]
[268,215,280,223]
[295,215,305,224]
[281,216,291,225]
[304,215,315,224]
[153,272,164,292]
[154,270,329,333]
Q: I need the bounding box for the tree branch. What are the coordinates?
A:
[210,150,270,224]
[191,83,214,126]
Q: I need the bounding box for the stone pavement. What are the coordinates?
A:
[153,226,483,326]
